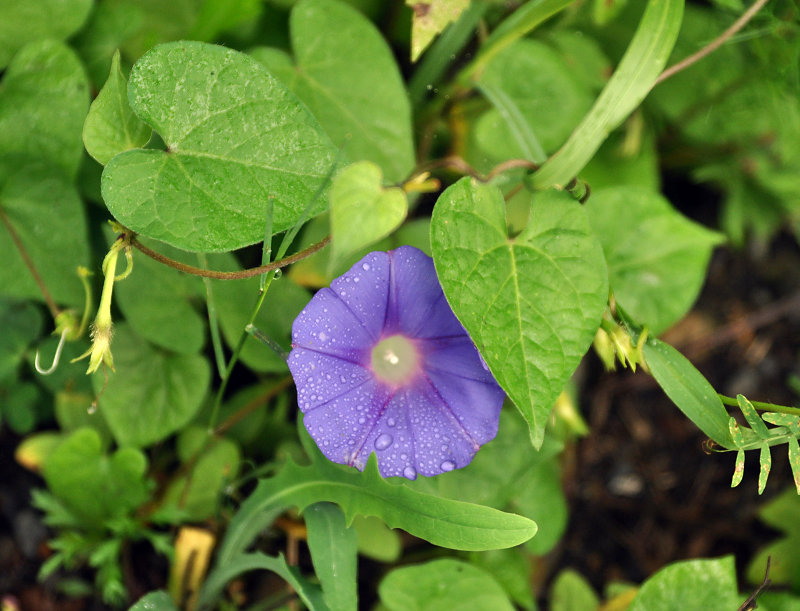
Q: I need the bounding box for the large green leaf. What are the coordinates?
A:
[0,40,90,179]
[0,0,93,69]
[83,50,152,166]
[379,559,514,611]
[42,427,150,523]
[586,186,723,334]
[250,0,414,183]
[92,324,210,447]
[305,503,358,611]
[629,556,739,610]
[101,41,337,252]
[431,179,608,447]
[114,236,206,355]
[475,39,593,160]
[216,454,538,566]
[0,159,90,307]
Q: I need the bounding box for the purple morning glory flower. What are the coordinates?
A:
[288,245,505,479]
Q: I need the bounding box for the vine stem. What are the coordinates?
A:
[0,207,60,319]
[719,394,800,418]
[127,233,331,280]
[654,0,770,86]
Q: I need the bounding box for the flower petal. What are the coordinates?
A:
[291,287,375,361]
[329,251,390,341]
[301,378,393,469]
[422,336,499,384]
[288,348,373,412]
[385,245,465,339]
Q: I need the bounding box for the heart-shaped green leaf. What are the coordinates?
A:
[0,40,89,179]
[330,161,407,267]
[42,427,150,523]
[0,0,93,69]
[101,41,338,252]
[250,0,414,183]
[93,324,210,448]
[586,186,724,334]
[83,50,152,166]
[431,178,608,447]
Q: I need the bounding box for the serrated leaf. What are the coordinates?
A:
[407,0,469,62]
[0,159,90,307]
[0,40,90,179]
[330,161,407,267]
[305,503,357,611]
[101,41,337,252]
[643,338,733,448]
[250,0,414,183]
[431,178,608,447]
[0,0,93,69]
[629,556,739,610]
[42,428,150,523]
[379,559,514,611]
[586,186,724,333]
[759,442,772,495]
[216,453,537,567]
[92,324,210,448]
[83,50,152,165]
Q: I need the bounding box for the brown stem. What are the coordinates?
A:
[128,234,331,280]
[654,0,770,86]
[413,156,539,183]
[0,207,60,319]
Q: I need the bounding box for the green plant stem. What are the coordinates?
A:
[719,394,800,418]
[129,234,331,280]
[0,206,60,319]
[197,253,227,379]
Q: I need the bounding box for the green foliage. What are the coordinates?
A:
[628,556,740,610]
[42,428,150,524]
[251,0,415,183]
[586,186,724,333]
[0,300,43,384]
[102,41,338,252]
[551,569,599,611]
[431,180,608,447]
[91,324,210,447]
[304,503,358,611]
[747,488,800,589]
[329,161,408,268]
[379,559,514,611]
[83,50,152,166]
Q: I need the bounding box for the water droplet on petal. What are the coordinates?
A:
[387,418,396,427]
[318,331,327,341]
[403,466,417,479]
[440,460,455,472]
[375,433,393,451]
[362,263,370,271]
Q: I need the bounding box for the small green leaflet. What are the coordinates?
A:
[431,179,608,447]
[101,41,338,252]
[406,0,469,62]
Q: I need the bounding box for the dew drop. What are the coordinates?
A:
[273,269,283,279]
[362,263,370,271]
[387,418,396,427]
[318,331,327,342]
[440,460,455,472]
[403,466,417,479]
[374,433,393,451]
[87,403,97,415]
[358,417,365,424]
